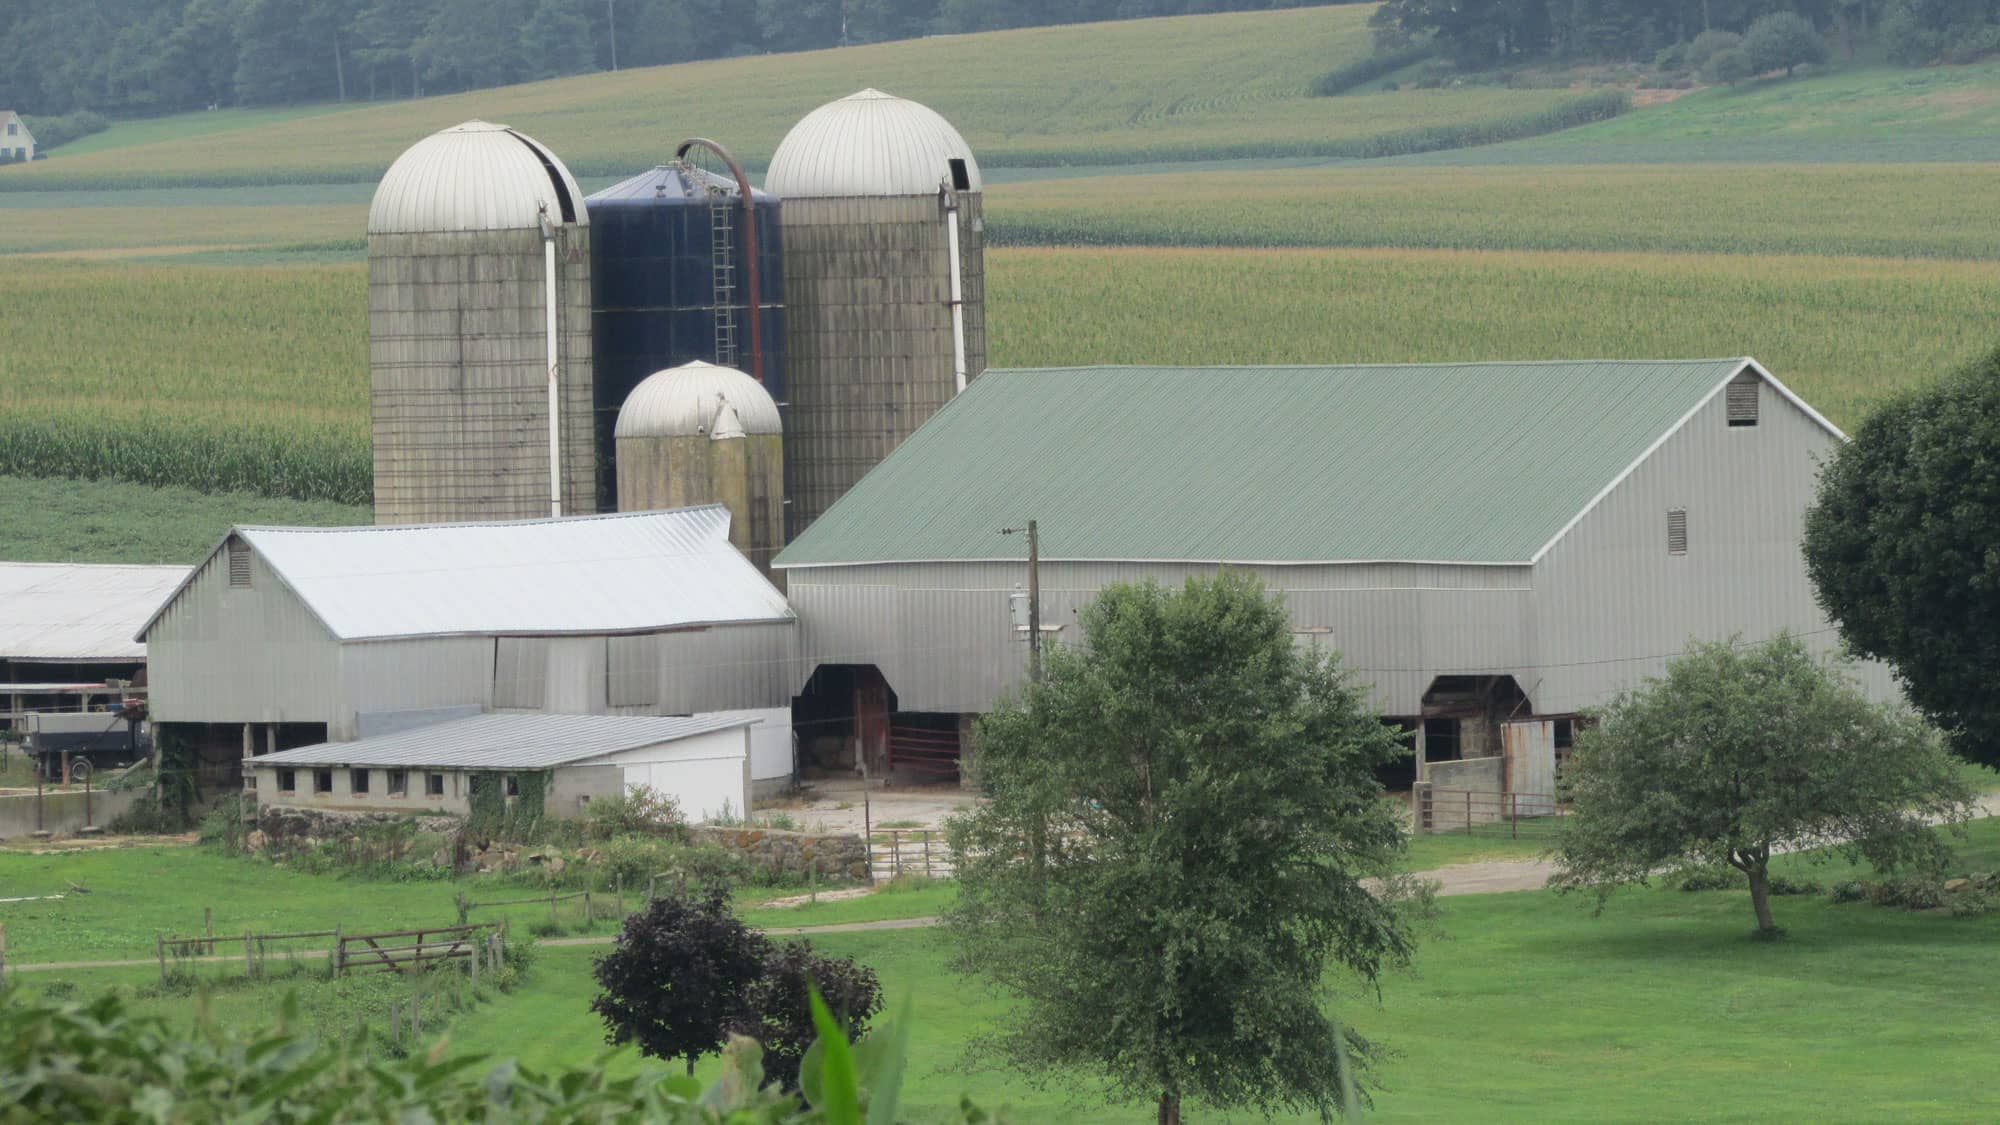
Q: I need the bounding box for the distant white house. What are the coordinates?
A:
[0,112,33,163]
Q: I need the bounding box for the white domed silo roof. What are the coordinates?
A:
[765,89,982,199]
[368,121,587,235]
[615,361,782,439]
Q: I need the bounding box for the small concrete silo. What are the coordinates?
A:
[764,88,985,538]
[367,120,596,524]
[615,361,785,577]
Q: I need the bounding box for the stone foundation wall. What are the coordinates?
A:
[252,804,464,848]
[690,825,868,882]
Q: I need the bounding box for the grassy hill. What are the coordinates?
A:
[0,6,1587,190]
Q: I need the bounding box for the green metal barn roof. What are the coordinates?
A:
[774,359,1774,568]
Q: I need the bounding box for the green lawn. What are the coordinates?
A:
[0,475,367,565]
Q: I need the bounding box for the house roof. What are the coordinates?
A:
[775,359,1838,568]
[139,506,794,643]
[0,563,190,661]
[251,712,752,770]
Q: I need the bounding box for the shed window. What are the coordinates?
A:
[426,772,445,797]
[277,769,294,793]
[388,770,407,796]
[1667,509,1689,555]
[313,769,333,794]
[504,774,520,797]
[227,541,252,587]
[1726,375,1759,427]
[350,768,369,795]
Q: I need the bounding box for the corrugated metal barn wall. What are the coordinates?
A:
[779,194,985,536]
[785,561,1535,715]
[1531,379,1893,711]
[339,638,494,739]
[145,546,345,727]
[368,225,596,524]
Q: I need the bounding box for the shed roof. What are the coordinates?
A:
[775,359,1837,568]
[139,506,793,643]
[0,563,189,661]
[250,712,751,770]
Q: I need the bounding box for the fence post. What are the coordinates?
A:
[244,932,254,980]
[647,875,656,903]
[548,889,558,928]
[583,890,592,925]
[331,924,342,978]
[412,994,422,1040]
[1511,792,1519,839]
[156,935,165,985]
[204,907,214,955]
[390,1000,401,1046]
[615,873,624,918]
[455,890,469,925]
[922,831,932,877]
[1465,790,1473,836]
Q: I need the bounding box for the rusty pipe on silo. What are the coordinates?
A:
[675,138,764,386]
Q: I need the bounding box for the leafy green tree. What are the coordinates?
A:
[1804,345,2000,769]
[1548,635,1974,936]
[1705,44,1754,82]
[521,0,596,80]
[1744,10,1829,75]
[946,572,1419,1125]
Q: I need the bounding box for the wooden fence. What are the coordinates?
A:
[335,923,497,976]
[869,828,954,880]
[454,887,605,928]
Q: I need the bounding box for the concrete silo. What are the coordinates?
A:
[764,88,985,537]
[615,361,785,579]
[367,121,596,524]
[585,146,783,510]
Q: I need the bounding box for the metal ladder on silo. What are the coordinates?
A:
[709,193,740,368]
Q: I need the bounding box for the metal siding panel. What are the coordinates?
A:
[1532,387,1892,712]
[341,638,495,728]
[787,561,1535,715]
[145,549,343,728]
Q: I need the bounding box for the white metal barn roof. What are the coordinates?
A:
[764,88,982,198]
[615,361,783,440]
[251,712,753,770]
[0,563,189,661]
[139,506,793,643]
[368,120,587,235]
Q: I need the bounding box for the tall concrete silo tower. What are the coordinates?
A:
[615,361,785,578]
[764,88,985,537]
[367,121,596,525]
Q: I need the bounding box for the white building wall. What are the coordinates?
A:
[1531,380,1891,713]
[600,726,751,823]
[146,544,344,728]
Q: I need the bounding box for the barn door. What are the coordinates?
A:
[854,667,891,778]
[1500,719,1556,816]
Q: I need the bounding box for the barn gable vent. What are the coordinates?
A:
[1667,509,1688,556]
[1726,374,1759,427]
[226,541,253,588]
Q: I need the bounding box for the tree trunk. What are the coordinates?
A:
[1157,1092,1181,1125]
[1746,863,1777,933]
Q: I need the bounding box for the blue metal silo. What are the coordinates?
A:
[584,156,784,509]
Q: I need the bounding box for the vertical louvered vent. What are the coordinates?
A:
[227,541,252,588]
[1667,509,1688,556]
[1726,374,1759,427]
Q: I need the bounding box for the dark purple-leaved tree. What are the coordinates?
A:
[591,884,770,1074]
[729,939,883,1092]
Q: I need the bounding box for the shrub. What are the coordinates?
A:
[1653,42,1687,71]
[1869,875,1946,910]
[1768,875,1823,897]
[730,941,883,1092]
[19,109,109,152]
[1676,865,1745,892]
[592,885,771,1073]
[1705,46,1753,85]
[584,784,687,840]
[196,795,246,850]
[1744,12,1829,77]
[1828,879,1869,904]
[1686,29,1743,70]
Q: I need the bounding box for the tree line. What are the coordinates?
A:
[1372,0,2000,67]
[0,0,1355,117]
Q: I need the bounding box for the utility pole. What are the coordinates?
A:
[1002,520,1042,681]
